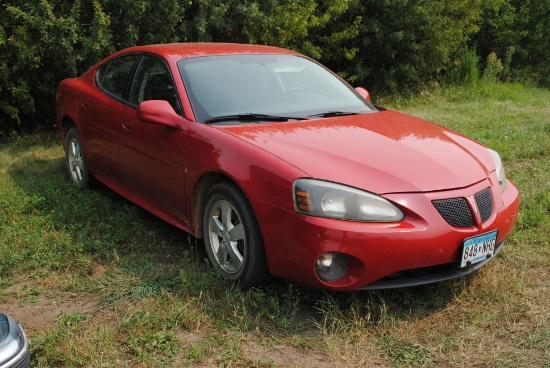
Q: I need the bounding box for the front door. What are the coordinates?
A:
[120,55,188,223]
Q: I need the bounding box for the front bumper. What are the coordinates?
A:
[253,177,519,291]
[360,240,504,289]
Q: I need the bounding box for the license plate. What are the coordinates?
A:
[461,230,498,268]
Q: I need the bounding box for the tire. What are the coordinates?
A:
[65,127,94,188]
[202,182,271,288]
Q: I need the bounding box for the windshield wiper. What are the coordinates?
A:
[308,111,359,118]
[204,113,307,124]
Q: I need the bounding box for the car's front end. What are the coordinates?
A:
[250,172,518,290]
[0,313,30,368]
[220,110,519,291]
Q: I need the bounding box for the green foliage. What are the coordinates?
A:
[474,0,522,63]
[516,0,550,86]
[444,48,480,85]
[474,0,550,85]
[0,0,548,134]
[344,0,483,92]
[482,51,504,82]
[0,0,114,134]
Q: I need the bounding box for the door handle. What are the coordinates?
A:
[81,99,90,108]
[122,121,134,131]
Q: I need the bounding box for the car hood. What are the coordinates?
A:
[218,109,494,194]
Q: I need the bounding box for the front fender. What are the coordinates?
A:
[184,123,306,235]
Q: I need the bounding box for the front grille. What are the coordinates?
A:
[10,351,30,368]
[475,187,493,222]
[432,197,473,228]
[432,187,494,228]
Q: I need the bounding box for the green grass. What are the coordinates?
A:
[1,82,549,367]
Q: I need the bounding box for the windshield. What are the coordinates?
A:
[177,54,376,123]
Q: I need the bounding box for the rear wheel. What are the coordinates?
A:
[202,182,271,288]
[65,127,94,188]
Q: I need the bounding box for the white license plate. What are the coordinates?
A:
[461,230,498,268]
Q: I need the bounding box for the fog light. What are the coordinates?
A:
[315,252,348,282]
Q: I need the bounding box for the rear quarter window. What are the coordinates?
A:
[96,54,140,99]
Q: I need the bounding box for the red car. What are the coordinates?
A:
[56,43,519,291]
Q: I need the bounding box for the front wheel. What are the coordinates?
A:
[202,182,271,288]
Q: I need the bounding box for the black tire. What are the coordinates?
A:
[65,127,94,188]
[202,182,271,288]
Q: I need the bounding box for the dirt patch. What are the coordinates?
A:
[240,339,332,367]
[170,332,334,367]
[0,292,97,330]
[1,277,101,330]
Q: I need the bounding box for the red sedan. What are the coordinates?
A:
[56,43,519,291]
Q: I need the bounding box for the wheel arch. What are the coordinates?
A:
[192,171,248,239]
[56,114,80,150]
[61,116,77,139]
[198,175,272,287]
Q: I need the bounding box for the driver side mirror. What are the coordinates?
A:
[136,100,181,129]
[354,87,371,102]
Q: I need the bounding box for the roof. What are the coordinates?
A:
[116,43,300,61]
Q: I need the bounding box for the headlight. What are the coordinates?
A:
[488,149,507,192]
[293,179,404,222]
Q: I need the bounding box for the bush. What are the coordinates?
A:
[337,0,483,93]
[444,48,480,86]
[0,0,114,136]
[473,0,550,86]
[482,52,504,82]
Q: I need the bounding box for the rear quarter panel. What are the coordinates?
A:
[56,78,82,142]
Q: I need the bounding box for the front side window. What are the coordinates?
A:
[96,54,140,99]
[129,55,182,115]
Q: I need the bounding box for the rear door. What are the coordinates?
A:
[81,54,140,185]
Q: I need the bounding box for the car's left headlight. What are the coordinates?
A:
[293,179,404,222]
[488,149,507,192]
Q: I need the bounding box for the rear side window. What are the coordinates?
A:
[96,54,140,99]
